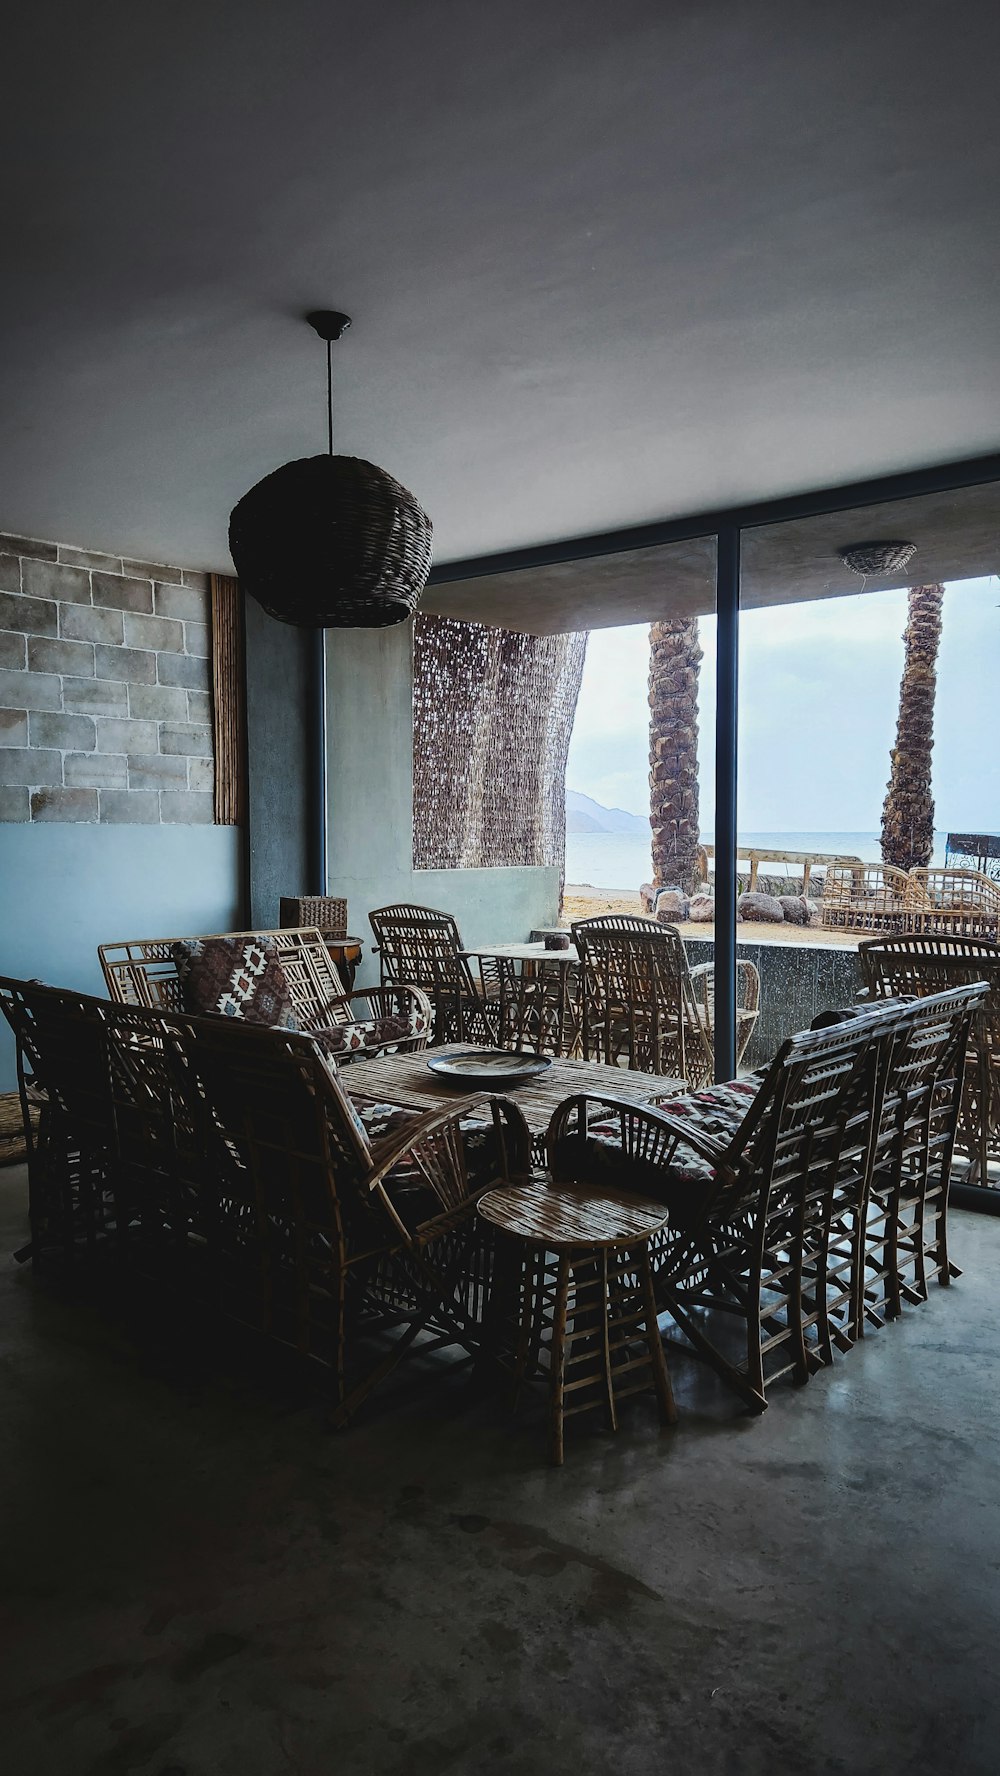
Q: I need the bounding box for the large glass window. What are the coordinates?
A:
[739,480,1000,1067]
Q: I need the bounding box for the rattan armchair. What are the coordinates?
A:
[821,863,928,933]
[99,926,431,1063]
[909,868,1000,939]
[860,933,1000,1185]
[570,915,759,1086]
[369,903,500,1045]
[169,1013,529,1424]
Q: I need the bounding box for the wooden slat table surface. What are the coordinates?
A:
[344,1043,681,1134]
[461,941,580,965]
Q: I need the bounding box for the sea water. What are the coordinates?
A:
[565,830,950,891]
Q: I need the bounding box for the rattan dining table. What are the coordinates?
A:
[344,1042,682,1141]
[461,941,582,1057]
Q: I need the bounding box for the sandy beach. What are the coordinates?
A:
[561,885,856,948]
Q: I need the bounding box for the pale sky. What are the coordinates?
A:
[566,575,1000,834]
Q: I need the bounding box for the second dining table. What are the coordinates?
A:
[462,940,582,1057]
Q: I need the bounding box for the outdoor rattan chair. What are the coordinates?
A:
[368,903,500,1045]
[908,869,1000,939]
[99,926,431,1063]
[860,933,1000,1185]
[821,863,928,934]
[570,915,760,1085]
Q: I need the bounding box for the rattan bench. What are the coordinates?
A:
[547,985,985,1410]
[99,927,431,1063]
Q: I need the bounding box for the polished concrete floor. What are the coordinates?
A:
[2,1165,999,1776]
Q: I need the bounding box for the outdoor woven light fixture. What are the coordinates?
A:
[229,311,433,627]
[838,540,916,578]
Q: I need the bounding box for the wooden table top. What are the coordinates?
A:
[344,1043,680,1132]
[478,1179,669,1247]
[461,941,580,965]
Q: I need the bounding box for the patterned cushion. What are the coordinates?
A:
[312,1006,428,1058]
[559,1075,764,1198]
[172,937,297,1028]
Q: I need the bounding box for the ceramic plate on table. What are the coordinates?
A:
[426,1050,552,1089]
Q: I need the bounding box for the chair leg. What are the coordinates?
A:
[510,1247,543,1413]
[638,1247,677,1426]
[595,1250,619,1433]
[549,1254,571,1466]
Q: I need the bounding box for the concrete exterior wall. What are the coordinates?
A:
[683,933,864,1070]
[325,626,561,988]
[0,823,242,1088]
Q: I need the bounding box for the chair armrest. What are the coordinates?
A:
[688,961,714,981]
[342,984,433,1024]
[365,1094,532,1198]
[736,959,760,1014]
[545,1091,733,1176]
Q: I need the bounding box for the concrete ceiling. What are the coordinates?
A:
[428,480,1000,631]
[2,0,1000,594]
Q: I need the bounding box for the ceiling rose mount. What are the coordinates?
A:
[305,309,352,341]
[228,310,432,629]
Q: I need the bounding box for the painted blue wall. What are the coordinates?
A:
[0,823,243,1088]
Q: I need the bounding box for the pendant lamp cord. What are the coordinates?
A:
[326,338,333,456]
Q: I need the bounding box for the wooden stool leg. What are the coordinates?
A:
[638,1245,678,1426]
[510,1246,541,1413]
[598,1248,619,1433]
[549,1253,571,1467]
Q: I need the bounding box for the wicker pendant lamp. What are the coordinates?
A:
[839,540,916,578]
[229,311,433,628]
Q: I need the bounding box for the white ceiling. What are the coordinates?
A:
[2,0,1000,575]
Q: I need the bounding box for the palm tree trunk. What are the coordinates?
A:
[648,617,703,893]
[880,583,944,871]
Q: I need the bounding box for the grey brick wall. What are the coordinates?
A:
[0,532,216,822]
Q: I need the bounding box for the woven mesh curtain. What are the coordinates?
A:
[412,614,587,877]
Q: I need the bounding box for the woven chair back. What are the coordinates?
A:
[0,976,113,1153]
[571,915,713,1080]
[694,988,984,1237]
[103,1001,214,1236]
[864,983,987,1258]
[369,903,467,989]
[860,932,1000,994]
[99,927,350,1026]
[861,936,999,1171]
[163,1014,382,1365]
[368,903,491,1042]
[907,868,1000,936]
[175,1014,373,1207]
[911,869,1000,913]
[0,977,120,1257]
[821,863,929,932]
[704,1008,889,1226]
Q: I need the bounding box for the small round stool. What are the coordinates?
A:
[478,1180,677,1464]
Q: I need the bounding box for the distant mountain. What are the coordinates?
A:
[567,790,648,836]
